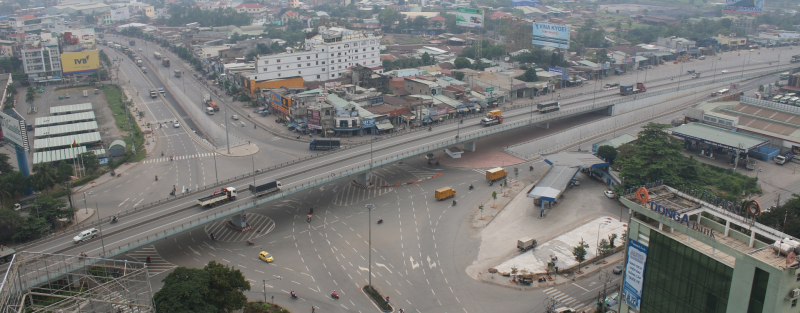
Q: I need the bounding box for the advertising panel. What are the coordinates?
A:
[361,118,375,129]
[724,0,764,14]
[622,239,649,311]
[0,109,29,151]
[61,51,100,75]
[456,8,483,28]
[270,91,290,115]
[69,28,96,44]
[307,109,321,130]
[532,22,570,49]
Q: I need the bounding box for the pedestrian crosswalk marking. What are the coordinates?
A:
[144,152,217,164]
[543,288,579,308]
[470,168,517,184]
[127,246,176,277]
[331,175,393,206]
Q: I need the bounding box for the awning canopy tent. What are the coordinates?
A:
[670,123,769,153]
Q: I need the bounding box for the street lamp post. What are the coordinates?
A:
[95,202,107,257]
[596,220,611,259]
[366,203,375,287]
[83,192,89,214]
[262,276,281,302]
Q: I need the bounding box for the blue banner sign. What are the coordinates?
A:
[622,239,648,311]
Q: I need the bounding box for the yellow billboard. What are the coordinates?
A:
[61,51,100,75]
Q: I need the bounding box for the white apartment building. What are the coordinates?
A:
[22,37,62,83]
[255,27,381,82]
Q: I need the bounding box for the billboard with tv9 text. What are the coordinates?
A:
[724,0,764,14]
[532,22,570,49]
[61,50,100,75]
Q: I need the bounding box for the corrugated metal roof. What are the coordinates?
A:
[670,122,769,152]
[50,102,92,115]
[33,147,105,164]
[527,165,578,201]
[35,111,96,126]
[33,132,102,150]
[35,121,99,137]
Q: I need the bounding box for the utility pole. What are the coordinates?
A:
[366,203,375,287]
[598,269,612,313]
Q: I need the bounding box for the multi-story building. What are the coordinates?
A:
[21,33,62,83]
[618,183,800,313]
[234,3,266,15]
[100,8,131,25]
[255,27,381,82]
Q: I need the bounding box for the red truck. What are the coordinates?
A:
[162,58,170,67]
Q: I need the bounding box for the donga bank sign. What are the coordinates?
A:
[61,51,100,75]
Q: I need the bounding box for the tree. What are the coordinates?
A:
[573,238,589,274]
[80,152,100,173]
[153,267,217,313]
[616,123,684,188]
[608,233,618,249]
[515,67,538,82]
[412,16,428,30]
[0,153,13,175]
[421,52,432,65]
[56,161,74,183]
[30,164,56,192]
[12,216,47,242]
[25,90,34,104]
[454,57,471,69]
[454,72,465,81]
[30,195,72,226]
[204,261,250,312]
[492,191,497,207]
[598,238,612,260]
[596,145,618,164]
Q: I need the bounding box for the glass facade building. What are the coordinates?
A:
[640,231,733,313]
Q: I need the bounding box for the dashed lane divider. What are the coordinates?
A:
[380,173,443,188]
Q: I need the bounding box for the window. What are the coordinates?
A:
[317,75,320,79]
[264,67,267,71]
[307,63,311,66]
[372,47,375,50]
[338,52,341,56]
[331,74,335,78]
[307,56,310,59]
[298,64,301,67]
[747,268,770,313]
[278,66,282,70]
[322,49,325,52]
[322,68,325,71]
[372,60,375,64]
[331,53,334,57]
[322,61,326,64]
[264,60,269,64]
[297,57,301,60]
[793,299,798,308]
[331,67,334,70]
[277,59,281,62]
[298,71,301,74]
[278,73,281,76]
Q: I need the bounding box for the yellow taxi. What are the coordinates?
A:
[258,251,274,263]
[750,49,755,52]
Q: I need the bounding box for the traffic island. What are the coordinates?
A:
[362,285,393,312]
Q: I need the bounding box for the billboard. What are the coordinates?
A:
[622,239,649,311]
[724,0,764,14]
[270,91,291,115]
[532,22,570,49]
[61,51,100,75]
[0,109,30,151]
[456,8,483,28]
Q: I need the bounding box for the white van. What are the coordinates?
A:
[232,115,239,120]
[82,90,88,97]
[206,107,215,115]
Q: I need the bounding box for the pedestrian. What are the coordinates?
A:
[311,306,315,313]
[385,296,390,304]
[146,256,151,263]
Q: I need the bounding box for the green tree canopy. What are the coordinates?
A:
[515,68,538,82]
[596,145,618,164]
[154,261,250,313]
[454,57,471,69]
[616,123,684,187]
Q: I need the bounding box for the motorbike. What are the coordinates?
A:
[331,292,339,299]
[489,181,494,186]
[460,119,464,124]
[529,166,534,171]
[435,160,440,166]
[428,126,432,131]
[307,214,312,223]
[452,200,457,206]
[469,184,474,190]
[246,240,254,246]
[170,190,176,196]
[111,216,118,224]
[377,219,383,224]
[291,292,298,299]
[155,176,158,181]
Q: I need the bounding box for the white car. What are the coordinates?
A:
[173,122,180,128]
[232,115,239,120]
[73,228,100,243]
[721,70,729,74]
[604,190,616,199]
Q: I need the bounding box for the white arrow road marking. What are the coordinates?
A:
[376,263,393,273]
[427,255,436,269]
[410,256,419,269]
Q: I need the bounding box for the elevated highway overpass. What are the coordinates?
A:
[0,62,790,295]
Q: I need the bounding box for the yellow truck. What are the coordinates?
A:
[435,187,456,200]
[485,167,507,182]
[480,109,503,126]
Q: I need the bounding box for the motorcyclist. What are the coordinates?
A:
[155,175,158,181]
[452,200,457,206]
[291,291,297,298]
[161,151,164,157]
[428,126,432,131]
[378,218,383,224]
[112,215,118,222]
[247,240,254,245]
[469,184,474,190]
[331,291,338,298]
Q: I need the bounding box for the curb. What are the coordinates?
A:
[380,173,443,188]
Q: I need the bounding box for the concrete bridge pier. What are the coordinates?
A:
[463,141,476,152]
[355,171,371,186]
[232,213,248,228]
[537,122,550,129]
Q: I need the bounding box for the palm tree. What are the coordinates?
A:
[31,164,57,192]
[25,92,34,104]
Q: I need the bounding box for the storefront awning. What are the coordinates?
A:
[376,123,394,130]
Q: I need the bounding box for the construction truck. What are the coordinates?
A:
[0,247,16,264]
[249,180,282,197]
[154,52,162,60]
[480,109,503,126]
[485,167,507,182]
[174,70,181,78]
[620,83,646,96]
[202,94,219,111]
[197,187,237,207]
[791,55,800,63]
